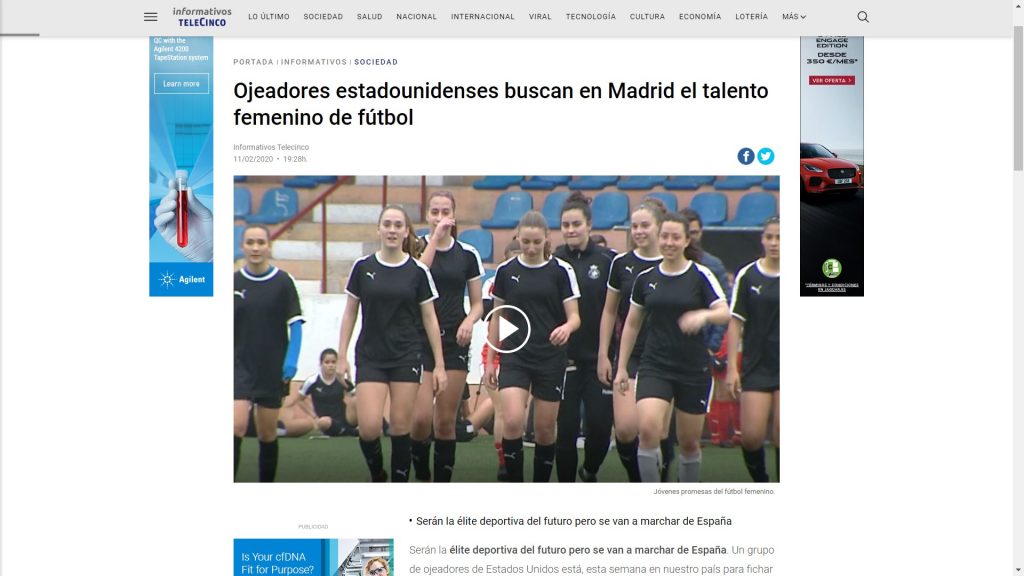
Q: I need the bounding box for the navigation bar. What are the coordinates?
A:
[1,1,1010,36]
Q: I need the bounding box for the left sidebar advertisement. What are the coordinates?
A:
[149,36,214,296]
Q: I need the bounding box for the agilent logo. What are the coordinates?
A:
[737,147,755,165]
[822,258,842,279]
[159,270,176,288]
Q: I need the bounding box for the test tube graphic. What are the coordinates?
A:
[174,170,188,247]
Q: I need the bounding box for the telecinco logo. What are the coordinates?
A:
[822,258,842,279]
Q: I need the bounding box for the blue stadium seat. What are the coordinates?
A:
[234,175,247,183]
[643,192,677,213]
[521,176,571,190]
[283,176,319,188]
[473,176,524,190]
[569,176,620,191]
[234,187,252,219]
[415,228,431,238]
[725,192,778,227]
[311,176,338,184]
[714,176,765,190]
[480,191,532,229]
[618,176,666,191]
[541,191,571,228]
[663,176,714,190]
[234,224,245,260]
[689,192,728,226]
[591,192,629,229]
[459,229,494,263]
[762,178,780,191]
[246,187,299,224]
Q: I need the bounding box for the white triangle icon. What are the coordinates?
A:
[499,316,519,341]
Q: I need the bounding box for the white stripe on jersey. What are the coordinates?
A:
[553,257,581,302]
[730,261,758,322]
[299,374,318,396]
[457,240,486,281]
[693,261,727,308]
[606,251,631,292]
[411,257,440,303]
[345,254,373,301]
[629,267,657,308]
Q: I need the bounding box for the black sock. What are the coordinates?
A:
[360,438,384,480]
[258,439,278,483]
[775,447,780,481]
[555,445,578,483]
[583,431,611,478]
[390,434,412,483]
[616,438,641,483]
[502,437,524,482]
[742,446,770,482]
[234,436,242,478]
[533,443,556,483]
[660,436,676,482]
[434,439,456,482]
[411,438,432,481]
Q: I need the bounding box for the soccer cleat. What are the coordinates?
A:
[497,466,509,482]
[578,467,597,483]
[371,470,388,483]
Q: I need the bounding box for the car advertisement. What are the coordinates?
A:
[800,36,864,296]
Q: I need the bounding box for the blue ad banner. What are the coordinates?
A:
[149,36,214,297]
[234,539,338,576]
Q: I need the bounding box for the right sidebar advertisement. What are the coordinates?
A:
[800,36,864,296]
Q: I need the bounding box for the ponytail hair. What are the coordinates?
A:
[427,189,459,240]
[560,190,592,223]
[516,210,551,259]
[634,197,668,224]
[661,211,701,263]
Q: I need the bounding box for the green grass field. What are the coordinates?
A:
[236,436,777,483]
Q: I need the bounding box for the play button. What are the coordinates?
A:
[482,304,532,355]
[498,315,518,341]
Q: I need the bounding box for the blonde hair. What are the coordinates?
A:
[364,557,390,576]
[516,210,551,259]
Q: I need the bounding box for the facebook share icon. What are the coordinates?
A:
[737,147,755,165]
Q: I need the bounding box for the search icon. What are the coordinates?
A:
[857,10,869,23]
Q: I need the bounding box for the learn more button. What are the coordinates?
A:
[153,73,210,94]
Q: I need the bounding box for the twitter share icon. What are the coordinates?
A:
[757,147,775,165]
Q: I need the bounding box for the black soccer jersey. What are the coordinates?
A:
[607,250,663,362]
[629,261,726,379]
[492,256,580,366]
[234,266,304,390]
[731,260,780,377]
[300,373,345,421]
[346,253,438,368]
[554,242,616,365]
[423,236,484,329]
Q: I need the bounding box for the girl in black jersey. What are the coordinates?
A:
[484,211,581,482]
[614,212,730,482]
[726,216,780,482]
[597,199,666,482]
[409,190,485,482]
[295,348,358,437]
[338,206,448,482]
[553,191,616,482]
[234,224,304,482]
